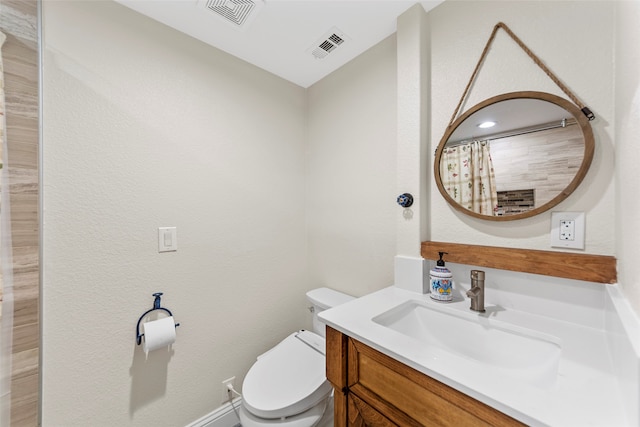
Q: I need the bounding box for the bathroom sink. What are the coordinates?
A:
[372,300,562,387]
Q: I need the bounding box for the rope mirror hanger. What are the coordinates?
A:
[447,22,595,130]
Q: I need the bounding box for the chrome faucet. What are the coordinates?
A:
[466,270,486,313]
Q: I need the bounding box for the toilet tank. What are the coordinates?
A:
[306,287,354,337]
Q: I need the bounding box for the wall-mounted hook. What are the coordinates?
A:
[397,193,414,208]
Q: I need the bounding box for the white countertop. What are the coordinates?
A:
[319,286,628,427]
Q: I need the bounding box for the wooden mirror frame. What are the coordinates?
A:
[434,91,595,221]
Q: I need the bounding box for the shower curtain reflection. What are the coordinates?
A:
[440,140,498,215]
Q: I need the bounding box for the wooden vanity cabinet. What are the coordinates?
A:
[325,326,525,427]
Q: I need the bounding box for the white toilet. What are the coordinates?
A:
[239,287,354,427]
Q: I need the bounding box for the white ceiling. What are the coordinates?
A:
[115,0,444,88]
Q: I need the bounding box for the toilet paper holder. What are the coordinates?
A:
[136,292,180,345]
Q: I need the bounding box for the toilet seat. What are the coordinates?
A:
[242,330,333,420]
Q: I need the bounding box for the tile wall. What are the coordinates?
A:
[0,0,39,425]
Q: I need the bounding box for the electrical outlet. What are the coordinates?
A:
[551,212,585,249]
[559,219,575,241]
[221,376,236,403]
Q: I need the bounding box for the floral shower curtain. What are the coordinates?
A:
[440,140,498,215]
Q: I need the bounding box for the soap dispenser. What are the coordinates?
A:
[430,252,453,302]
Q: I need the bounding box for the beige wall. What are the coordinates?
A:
[428,1,615,255]
[42,2,401,425]
[306,34,397,298]
[615,1,640,314]
[425,0,640,313]
[42,2,308,426]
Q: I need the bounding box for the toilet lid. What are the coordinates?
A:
[243,330,333,419]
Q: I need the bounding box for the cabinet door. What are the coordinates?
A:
[326,327,525,427]
[347,392,397,427]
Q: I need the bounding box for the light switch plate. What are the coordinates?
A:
[550,212,584,250]
[158,227,177,252]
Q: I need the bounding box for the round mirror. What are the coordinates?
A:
[434,91,594,221]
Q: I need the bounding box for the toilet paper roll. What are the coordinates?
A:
[142,316,176,353]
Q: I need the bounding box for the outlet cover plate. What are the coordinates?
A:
[550,212,585,250]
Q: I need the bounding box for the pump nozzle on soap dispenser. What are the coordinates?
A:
[430,252,453,302]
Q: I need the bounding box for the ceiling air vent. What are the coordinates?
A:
[200,0,264,29]
[308,27,349,60]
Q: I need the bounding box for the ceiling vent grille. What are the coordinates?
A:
[201,0,263,28]
[308,28,349,60]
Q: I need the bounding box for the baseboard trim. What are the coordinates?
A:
[185,398,242,427]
